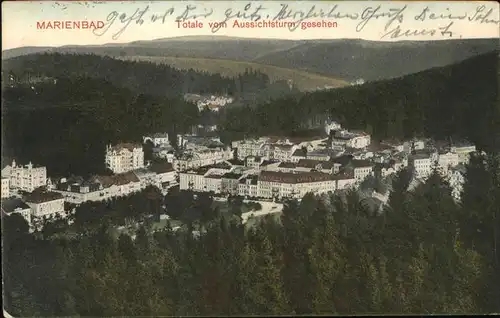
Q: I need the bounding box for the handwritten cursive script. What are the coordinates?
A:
[93,4,213,39]
[212,3,265,32]
[93,2,500,40]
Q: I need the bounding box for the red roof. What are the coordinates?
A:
[259,171,333,184]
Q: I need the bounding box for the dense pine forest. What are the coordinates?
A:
[3,155,500,316]
[220,51,500,152]
[2,53,296,100]
[2,77,198,177]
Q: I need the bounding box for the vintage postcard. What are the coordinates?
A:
[1,0,499,316]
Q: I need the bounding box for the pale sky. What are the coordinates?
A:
[2,1,499,50]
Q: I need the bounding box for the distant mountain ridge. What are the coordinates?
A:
[3,36,497,82]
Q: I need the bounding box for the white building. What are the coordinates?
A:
[332,130,371,149]
[351,79,365,86]
[244,156,264,170]
[324,121,342,135]
[150,163,177,191]
[54,172,142,205]
[381,140,405,152]
[54,164,175,205]
[143,133,170,147]
[133,169,159,189]
[351,160,375,182]
[235,140,267,160]
[403,139,426,153]
[1,177,10,198]
[306,150,335,161]
[153,146,175,162]
[260,143,299,162]
[24,191,65,222]
[296,159,341,174]
[238,175,259,197]
[105,143,145,174]
[3,160,47,192]
[53,178,107,205]
[410,150,436,180]
[221,172,244,195]
[437,151,459,174]
[257,171,336,200]
[173,148,233,171]
[179,164,232,193]
[451,143,476,164]
[332,172,357,190]
[379,159,407,178]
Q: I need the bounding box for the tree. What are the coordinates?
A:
[228,195,244,219]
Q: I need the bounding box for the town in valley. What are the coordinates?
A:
[1,12,499,317]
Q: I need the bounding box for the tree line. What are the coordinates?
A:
[2,77,199,177]
[3,152,499,316]
[2,53,289,99]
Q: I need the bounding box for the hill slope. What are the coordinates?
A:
[3,37,497,81]
[115,56,347,91]
[1,53,288,99]
[220,51,500,152]
[254,38,499,81]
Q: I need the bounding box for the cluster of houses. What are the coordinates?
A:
[177,121,475,205]
[183,93,234,112]
[2,161,66,230]
[1,144,177,230]
[2,119,477,230]
[350,78,366,86]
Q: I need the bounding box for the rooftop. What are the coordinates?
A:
[133,168,157,177]
[308,148,337,156]
[222,172,243,180]
[331,155,354,166]
[108,143,142,152]
[189,162,232,176]
[239,175,258,185]
[150,132,169,138]
[149,162,175,173]
[24,191,64,203]
[278,162,297,169]
[331,171,356,180]
[351,159,374,168]
[259,171,334,184]
[297,159,336,169]
[205,174,223,179]
[260,160,279,167]
[227,159,245,166]
[292,148,307,157]
[411,149,434,160]
[96,171,140,187]
[271,144,294,150]
[1,198,30,213]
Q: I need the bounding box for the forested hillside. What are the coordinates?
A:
[3,155,500,316]
[2,77,198,177]
[254,38,498,81]
[3,37,497,82]
[220,51,500,152]
[2,53,284,99]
